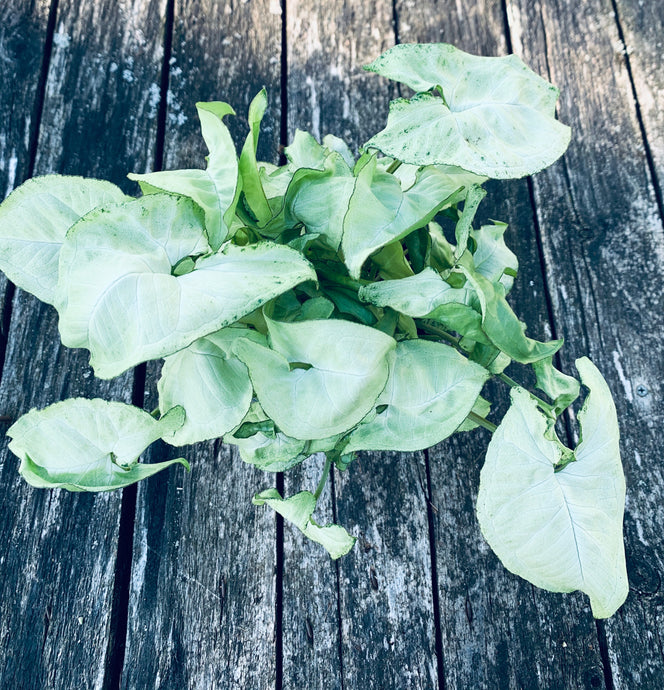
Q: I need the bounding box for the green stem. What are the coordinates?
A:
[418,320,462,347]
[497,372,554,413]
[316,265,368,291]
[150,407,160,419]
[386,159,402,174]
[314,454,333,500]
[467,411,497,433]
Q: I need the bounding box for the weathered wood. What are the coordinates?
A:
[0,0,167,687]
[507,0,664,688]
[285,3,440,688]
[614,0,664,204]
[122,2,282,687]
[397,2,609,687]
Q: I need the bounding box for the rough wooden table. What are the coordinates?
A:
[1,1,663,688]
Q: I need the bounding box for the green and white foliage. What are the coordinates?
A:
[476,358,627,618]
[364,43,571,178]
[0,42,627,617]
[8,400,187,491]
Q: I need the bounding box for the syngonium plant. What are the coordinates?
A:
[0,43,628,618]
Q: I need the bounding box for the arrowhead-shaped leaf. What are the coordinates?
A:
[364,43,571,178]
[0,175,127,304]
[344,339,489,452]
[56,194,316,378]
[158,327,266,446]
[8,399,188,491]
[235,317,396,439]
[129,102,239,249]
[471,222,518,293]
[476,357,628,618]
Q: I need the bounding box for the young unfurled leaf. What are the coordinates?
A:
[235,317,396,439]
[129,102,239,249]
[253,488,356,559]
[343,339,489,452]
[454,184,486,259]
[158,327,267,446]
[56,194,316,378]
[476,357,628,618]
[470,222,518,293]
[0,175,127,304]
[342,156,467,278]
[8,400,187,491]
[364,43,571,178]
[239,89,273,225]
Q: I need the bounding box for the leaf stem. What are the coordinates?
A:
[386,159,402,174]
[467,411,497,433]
[316,265,368,291]
[497,372,554,413]
[314,453,333,500]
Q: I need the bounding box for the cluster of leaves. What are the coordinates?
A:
[0,44,628,617]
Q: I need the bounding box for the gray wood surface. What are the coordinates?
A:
[0,0,662,688]
[0,0,164,686]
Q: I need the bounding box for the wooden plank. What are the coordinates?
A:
[0,0,52,350]
[506,1,664,688]
[395,1,611,687]
[122,1,282,687]
[284,3,440,688]
[0,0,167,686]
[614,0,664,204]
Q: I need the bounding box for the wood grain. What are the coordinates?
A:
[507,0,664,687]
[397,1,609,687]
[0,0,166,686]
[122,2,283,687]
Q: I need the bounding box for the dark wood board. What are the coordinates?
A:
[122,1,283,687]
[0,0,166,686]
[614,0,664,206]
[507,0,664,687]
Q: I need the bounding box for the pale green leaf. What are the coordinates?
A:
[461,263,562,363]
[8,399,187,491]
[129,101,239,249]
[285,152,355,250]
[285,130,329,170]
[532,355,581,416]
[342,156,466,278]
[158,327,266,446]
[225,402,308,472]
[235,317,396,439]
[364,43,571,178]
[471,222,518,293]
[322,134,355,168]
[344,339,489,452]
[476,357,628,618]
[239,89,272,225]
[56,194,316,378]
[0,175,127,304]
[253,488,356,558]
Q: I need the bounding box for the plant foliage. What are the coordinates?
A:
[0,43,627,617]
